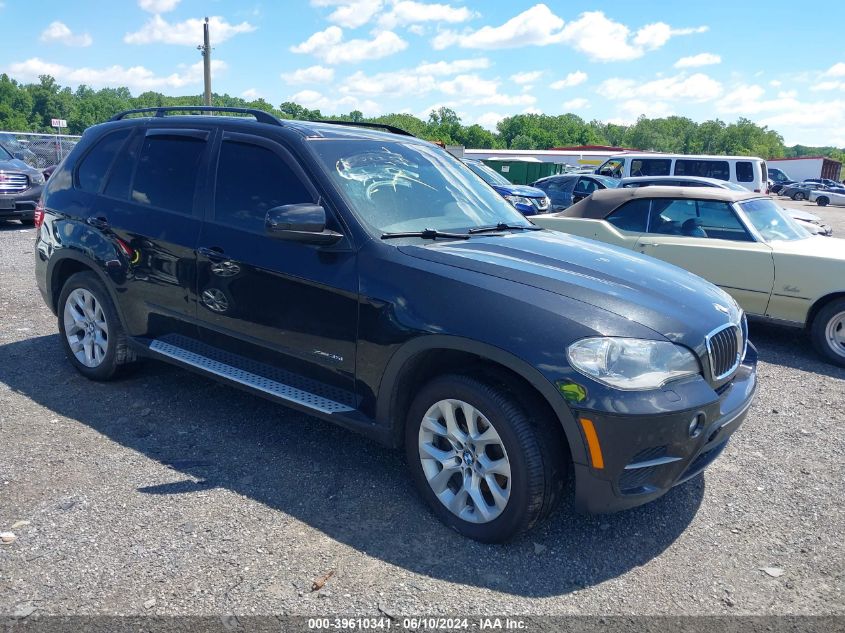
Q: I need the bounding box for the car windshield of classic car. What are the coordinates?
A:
[739,198,809,242]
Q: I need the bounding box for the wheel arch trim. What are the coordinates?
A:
[376,334,587,464]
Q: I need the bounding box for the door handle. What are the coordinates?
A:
[197,246,226,261]
[86,216,109,229]
[639,241,660,247]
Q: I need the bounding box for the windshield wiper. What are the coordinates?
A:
[381,228,471,240]
[468,223,542,234]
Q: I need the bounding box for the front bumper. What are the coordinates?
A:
[572,344,758,514]
[0,183,42,219]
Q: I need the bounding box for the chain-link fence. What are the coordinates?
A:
[0,131,82,169]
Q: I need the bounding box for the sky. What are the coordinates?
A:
[2,0,844,146]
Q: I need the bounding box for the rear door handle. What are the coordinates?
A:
[86,216,109,229]
[639,242,660,247]
[197,246,227,261]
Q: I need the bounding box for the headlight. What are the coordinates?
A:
[505,195,532,207]
[30,172,45,185]
[567,337,700,390]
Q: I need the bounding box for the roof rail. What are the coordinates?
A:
[109,106,283,126]
[309,120,415,137]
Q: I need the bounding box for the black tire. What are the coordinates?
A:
[810,298,845,367]
[405,374,565,542]
[792,192,805,201]
[817,197,829,207]
[57,272,136,380]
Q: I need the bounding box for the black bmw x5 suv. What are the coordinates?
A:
[35,107,757,542]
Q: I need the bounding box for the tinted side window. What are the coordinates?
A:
[131,135,206,214]
[214,140,313,231]
[103,133,141,200]
[606,199,650,232]
[630,159,671,176]
[674,160,729,181]
[76,129,131,193]
[574,178,598,194]
[696,200,750,240]
[736,161,753,182]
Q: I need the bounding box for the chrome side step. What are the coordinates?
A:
[149,337,355,415]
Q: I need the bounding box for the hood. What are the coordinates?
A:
[787,208,820,222]
[0,158,37,173]
[491,183,546,199]
[770,235,845,261]
[399,230,739,348]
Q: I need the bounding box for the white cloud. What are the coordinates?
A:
[241,88,261,99]
[378,1,477,29]
[562,98,590,110]
[124,15,255,45]
[6,57,226,92]
[550,70,587,89]
[475,111,505,131]
[823,62,845,77]
[291,26,407,64]
[39,21,92,47]
[287,89,382,115]
[432,6,707,62]
[598,73,722,102]
[415,57,489,75]
[341,69,438,97]
[559,12,706,62]
[439,73,534,106]
[138,0,180,12]
[311,0,384,29]
[674,52,721,68]
[281,65,335,84]
[613,99,674,123]
[510,70,543,84]
[633,23,707,50]
[433,4,566,50]
[812,80,845,92]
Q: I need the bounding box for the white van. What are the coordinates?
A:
[596,153,769,193]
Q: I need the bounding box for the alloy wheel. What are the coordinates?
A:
[418,398,511,524]
[63,288,109,368]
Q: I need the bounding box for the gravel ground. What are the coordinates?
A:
[0,211,843,619]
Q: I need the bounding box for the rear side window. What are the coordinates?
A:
[674,160,729,181]
[213,140,313,232]
[131,135,207,214]
[103,133,141,200]
[736,161,753,182]
[606,199,650,232]
[76,129,131,193]
[630,159,671,177]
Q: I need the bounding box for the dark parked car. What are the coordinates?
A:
[462,159,550,215]
[782,181,845,201]
[35,106,757,542]
[532,174,619,211]
[0,142,45,224]
[0,133,38,167]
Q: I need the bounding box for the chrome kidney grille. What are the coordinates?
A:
[706,319,745,381]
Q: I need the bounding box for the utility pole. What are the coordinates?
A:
[198,17,212,106]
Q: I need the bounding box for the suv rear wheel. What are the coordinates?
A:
[405,374,563,542]
[58,272,136,380]
[811,298,845,367]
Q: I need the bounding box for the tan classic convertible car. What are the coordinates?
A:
[532,187,845,366]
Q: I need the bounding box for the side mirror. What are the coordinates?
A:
[265,204,343,245]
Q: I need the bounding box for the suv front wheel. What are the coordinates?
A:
[405,374,563,542]
[58,272,136,380]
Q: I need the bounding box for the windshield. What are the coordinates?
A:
[739,198,809,241]
[0,144,12,160]
[465,161,512,186]
[309,140,531,234]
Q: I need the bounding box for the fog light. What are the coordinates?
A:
[688,414,705,438]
